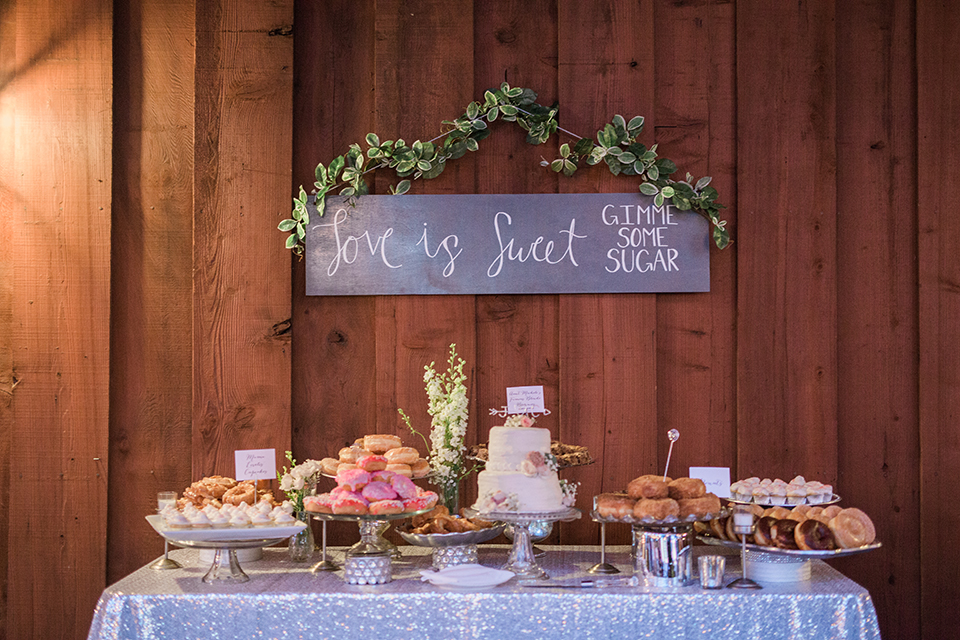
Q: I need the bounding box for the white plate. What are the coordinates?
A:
[146,514,306,543]
[420,564,515,589]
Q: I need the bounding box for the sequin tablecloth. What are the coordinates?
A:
[88,545,880,640]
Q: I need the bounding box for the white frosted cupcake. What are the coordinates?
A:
[279,500,295,515]
[250,511,273,527]
[164,511,192,529]
[229,512,251,528]
[786,483,807,505]
[272,511,298,526]
[188,512,211,529]
[208,512,230,528]
[751,485,771,505]
[768,482,788,506]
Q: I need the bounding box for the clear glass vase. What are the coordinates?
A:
[440,481,460,515]
[288,511,314,562]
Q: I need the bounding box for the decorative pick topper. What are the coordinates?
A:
[663,429,680,482]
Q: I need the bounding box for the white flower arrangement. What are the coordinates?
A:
[277,452,322,513]
[399,343,475,507]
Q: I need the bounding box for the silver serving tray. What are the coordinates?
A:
[725,493,841,508]
[397,522,506,548]
[697,534,882,558]
[146,514,305,545]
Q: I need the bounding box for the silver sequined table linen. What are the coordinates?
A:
[88,545,880,640]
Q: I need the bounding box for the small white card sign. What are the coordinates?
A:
[506,386,545,415]
[235,449,277,482]
[689,466,731,499]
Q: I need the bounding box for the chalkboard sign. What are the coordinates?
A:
[305,193,709,295]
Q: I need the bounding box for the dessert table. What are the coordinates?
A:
[88,544,880,640]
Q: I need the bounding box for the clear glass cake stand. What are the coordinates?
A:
[463,507,580,580]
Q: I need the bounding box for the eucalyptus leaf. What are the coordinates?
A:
[618,151,636,164]
[660,185,675,198]
[574,137,594,155]
[647,165,659,181]
[627,115,644,132]
[654,192,664,207]
[550,159,564,173]
[278,219,296,232]
[366,133,380,147]
[285,234,299,249]
[695,176,712,191]
[501,104,518,116]
[465,138,479,151]
[639,182,659,196]
[612,114,626,130]
[467,102,479,119]
[562,159,577,177]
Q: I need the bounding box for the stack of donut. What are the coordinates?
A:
[305,467,439,516]
[595,476,723,522]
[696,504,877,551]
[318,434,431,479]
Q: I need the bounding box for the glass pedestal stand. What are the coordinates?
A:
[465,507,580,581]
[311,519,340,572]
[173,537,286,584]
[310,507,434,575]
[358,520,401,559]
[588,520,620,574]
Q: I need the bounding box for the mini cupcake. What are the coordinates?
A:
[272,511,298,526]
[819,483,834,503]
[786,483,807,505]
[164,511,192,529]
[250,511,273,527]
[229,512,251,528]
[768,481,788,506]
[751,484,771,505]
[208,512,230,528]
[188,512,211,529]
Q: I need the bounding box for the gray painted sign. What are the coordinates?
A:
[305,193,709,295]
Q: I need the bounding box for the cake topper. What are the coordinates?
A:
[663,429,680,481]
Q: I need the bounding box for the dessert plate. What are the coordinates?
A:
[420,564,515,590]
[146,514,306,543]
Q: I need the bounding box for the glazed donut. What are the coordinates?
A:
[725,515,738,541]
[320,457,340,476]
[821,505,843,519]
[753,516,778,546]
[771,519,800,549]
[410,458,431,478]
[368,499,404,515]
[339,446,372,464]
[385,446,419,465]
[792,504,813,518]
[596,493,635,519]
[633,498,680,521]
[795,518,837,550]
[386,463,412,478]
[222,482,256,506]
[667,477,706,500]
[369,470,396,484]
[784,509,807,522]
[361,481,399,502]
[363,434,403,454]
[828,508,876,549]
[304,494,333,514]
[336,463,358,474]
[627,475,670,500]
[762,506,792,520]
[336,468,370,492]
[332,493,369,515]
[357,454,388,472]
[390,473,419,500]
[677,493,721,519]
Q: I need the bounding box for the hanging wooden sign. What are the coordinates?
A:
[305,193,709,296]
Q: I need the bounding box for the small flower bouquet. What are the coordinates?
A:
[399,343,476,512]
[277,452,322,514]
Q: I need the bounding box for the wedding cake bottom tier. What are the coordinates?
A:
[475,471,564,512]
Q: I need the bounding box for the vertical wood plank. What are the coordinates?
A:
[652,0,737,478]
[557,0,658,545]
[373,0,477,514]
[194,0,293,477]
[736,1,839,482]
[834,2,919,638]
[4,1,112,637]
[918,2,960,638]
[472,0,560,517]
[291,0,378,544]
[108,0,195,584]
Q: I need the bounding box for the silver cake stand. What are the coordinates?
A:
[464,507,580,580]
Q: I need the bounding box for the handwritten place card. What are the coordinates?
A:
[235,449,277,481]
[689,467,731,498]
[506,386,545,415]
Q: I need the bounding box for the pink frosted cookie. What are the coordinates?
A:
[402,491,438,512]
[336,468,371,492]
[357,454,388,472]
[390,474,418,500]
[304,493,333,514]
[368,499,404,515]
[332,493,369,515]
[361,481,398,502]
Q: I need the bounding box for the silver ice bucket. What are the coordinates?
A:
[632,524,693,587]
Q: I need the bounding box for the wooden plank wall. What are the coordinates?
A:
[3,1,960,639]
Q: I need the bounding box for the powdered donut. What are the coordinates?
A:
[677,493,721,519]
[667,477,706,500]
[633,498,680,520]
[596,493,635,519]
[627,475,671,500]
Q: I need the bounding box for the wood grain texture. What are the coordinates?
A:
[736,1,839,481]
[557,0,658,545]
[373,0,478,520]
[652,0,737,481]
[918,2,960,638]
[472,0,560,516]
[193,0,293,478]
[833,2,919,638]
[5,1,112,638]
[108,0,195,585]
[290,0,377,544]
